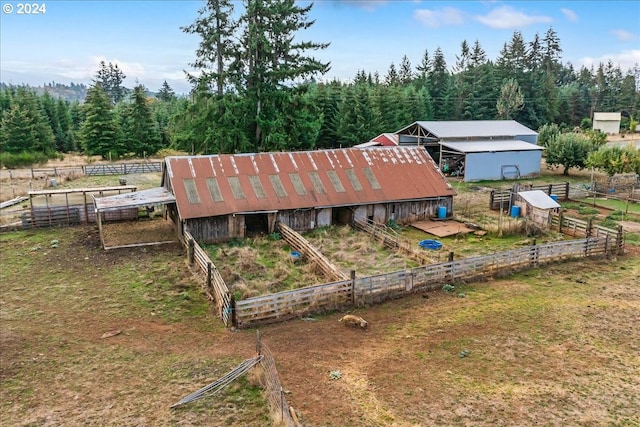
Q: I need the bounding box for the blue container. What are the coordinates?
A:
[437,206,447,219]
[550,194,559,202]
[510,205,521,218]
[419,240,443,250]
[290,251,302,261]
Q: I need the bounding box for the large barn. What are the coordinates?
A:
[162,147,456,244]
[394,120,543,182]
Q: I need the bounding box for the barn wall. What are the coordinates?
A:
[389,198,453,224]
[354,206,367,223]
[186,216,232,244]
[317,209,331,227]
[464,151,542,182]
[277,209,317,232]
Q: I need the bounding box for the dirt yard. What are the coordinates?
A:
[1,226,638,426]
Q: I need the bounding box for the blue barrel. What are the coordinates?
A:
[510,206,521,218]
[437,206,447,219]
[550,194,559,202]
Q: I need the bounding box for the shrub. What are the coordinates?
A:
[0,151,49,168]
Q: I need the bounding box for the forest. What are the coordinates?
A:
[0,0,639,169]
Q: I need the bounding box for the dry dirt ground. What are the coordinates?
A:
[1,227,638,426]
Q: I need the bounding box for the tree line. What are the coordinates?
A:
[1,0,638,172]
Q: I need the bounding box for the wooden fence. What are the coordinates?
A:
[256,334,298,426]
[354,218,435,265]
[278,222,348,282]
[84,162,163,176]
[490,182,570,211]
[234,235,617,328]
[184,231,233,326]
[2,161,162,180]
[551,213,624,252]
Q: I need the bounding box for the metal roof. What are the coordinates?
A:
[397,120,537,139]
[165,147,456,220]
[593,112,621,121]
[93,187,176,212]
[440,140,545,153]
[517,190,561,209]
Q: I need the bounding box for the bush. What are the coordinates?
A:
[0,151,49,168]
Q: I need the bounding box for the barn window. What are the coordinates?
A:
[228,176,245,200]
[345,169,363,191]
[183,179,201,204]
[326,170,346,193]
[205,177,224,202]
[269,175,288,198]
[363,167,382,190]
[249,175,266,198]
[308,171,326,194]
[288,173,306,196]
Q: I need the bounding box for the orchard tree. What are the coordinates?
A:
[545,132,592,175]
[587,145,640,176]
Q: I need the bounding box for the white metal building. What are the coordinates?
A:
[593,112,621,135]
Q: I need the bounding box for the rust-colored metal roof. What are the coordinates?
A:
[165,147,456,220]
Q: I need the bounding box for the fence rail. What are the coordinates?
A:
[1,161,163,180]
[184,231,233,326]
[490,182,570,210]
[234,235,617,328]
[257,336,298,426]
[278,222,348,282]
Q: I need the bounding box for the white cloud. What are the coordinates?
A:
[560,8,578,22]
[611,29,636,41]
[579,49,640,72]
[414,7,464,28]
[476,5,553,29]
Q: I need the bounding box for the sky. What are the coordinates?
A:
[1,0,639,94]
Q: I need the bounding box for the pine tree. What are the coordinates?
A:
[95,61,127,105]
[182,0,238,96]
[7,87,55,153]
[0,104,35,153]
[236,0,329,151]
[80,84,121,158]
[398,55,413,84]
[157,80,177,102]
[384,63,399,86]
[122,85,162,157]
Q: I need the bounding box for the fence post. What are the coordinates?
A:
[207,262,212,289]
[586,218,593,238]
[530,239,538,267]
[447,252,454,281]
[564,182,570,200]
[230,294,237,328]
[256,330,261,355]
[188,238,195,266]
[489,190,494,210]
[604,234,609,258]
[350,270,356,305]
[616,225,624,254]
[557,211,563,233]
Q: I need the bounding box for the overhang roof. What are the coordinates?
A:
[93,187,176,212]
[165,147,456,220]
[440,140,544,153]
[593,112,621,121]
[518,190,561,209]
[396,120,537,139]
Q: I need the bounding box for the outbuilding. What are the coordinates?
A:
[514,190,561,226]
[162,147,456,244]
[394,120,542,181]
[593,112,621,135]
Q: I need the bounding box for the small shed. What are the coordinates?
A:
[593,112,621,135]
[515,190,561,226]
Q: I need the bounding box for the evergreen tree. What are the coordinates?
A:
[2,87,55,153]
[95,61,127,105]
[430,47,450,119]
[384,63,399,86]
[157,80,177,102]
[398,55,413,84]
[55,98,76,152]
[235,0,330,151]
[0,104,35,153]
[182,0,238,96]
[80,84,121,158]
[122,85,162,157]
